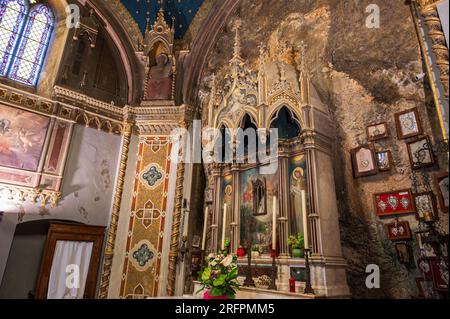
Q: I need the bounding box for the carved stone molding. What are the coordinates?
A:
[0,183,61,208]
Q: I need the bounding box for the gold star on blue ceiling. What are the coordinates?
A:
[120,0,204,38]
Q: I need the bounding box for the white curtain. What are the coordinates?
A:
[47,241,93,299]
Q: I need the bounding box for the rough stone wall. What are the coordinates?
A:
[199,0,449,298]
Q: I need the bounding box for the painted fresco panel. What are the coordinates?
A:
[0,104,49,171]
[219,174,233,249]
[120,136,172,299]
[288,154,308,236]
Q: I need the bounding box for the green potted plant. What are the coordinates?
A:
[251,245,260,258]
[197,253,240,299]
[288,233,304,258]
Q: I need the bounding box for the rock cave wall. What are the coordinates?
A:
[198,0,449,298]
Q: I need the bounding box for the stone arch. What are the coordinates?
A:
[266,103,303,130]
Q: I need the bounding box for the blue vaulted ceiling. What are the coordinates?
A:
[120,0,205,39]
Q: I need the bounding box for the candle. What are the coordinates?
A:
[301,190,309,250]
[221,203,227,251]
[272,196,277,250]
[201,206,209,251]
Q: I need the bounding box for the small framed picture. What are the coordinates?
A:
[192,235,201,248]
[385,221,411,240]
[417,258,434,279]
[366,122,389,141]
[395,108,423,139]
[414,192,439,222]
[351,144,378,178]
[373,189,416,217]
[395,242,414,266]
[415,278,440,299]
[434,172,449,213]
[430,258,449,292]
[407,136,435,170]
[416,231,437,258]
[375,150,393,171]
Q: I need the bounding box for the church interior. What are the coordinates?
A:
[0,0,448,300]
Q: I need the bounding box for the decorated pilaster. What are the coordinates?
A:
[416,0,449,98]
[99,121,133,299]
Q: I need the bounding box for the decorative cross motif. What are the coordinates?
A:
[142,165,163,187]
[132,243,155,268]
[135,199,162,228]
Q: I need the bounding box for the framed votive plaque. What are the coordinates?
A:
[366,122,389,141]
[406,136,435,170]
[395,108,423,140]
[373,189,415,217]
[351,144,378,178]
[413,192,439,222]
[376,150,393,171]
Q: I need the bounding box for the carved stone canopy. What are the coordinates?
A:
[143,6,175,57]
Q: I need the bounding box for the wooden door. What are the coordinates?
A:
[34,223,105,299]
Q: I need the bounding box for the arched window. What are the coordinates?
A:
[0,0,27,76]
[239,114,258,162]
[270,106,301,139]
[0,1,53,86]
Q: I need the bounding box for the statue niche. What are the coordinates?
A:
[144,44,173,101]
[252,178,267,216]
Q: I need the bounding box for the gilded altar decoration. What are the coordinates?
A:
[373,189,416,217]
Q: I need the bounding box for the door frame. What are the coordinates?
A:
[35,223,105,299]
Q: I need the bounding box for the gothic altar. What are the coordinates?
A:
[199,24,350,297]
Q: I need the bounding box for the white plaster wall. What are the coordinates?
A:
[0,125,121,285]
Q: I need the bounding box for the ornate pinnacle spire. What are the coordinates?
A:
[231,20,243,63]
[145,14,151,34]
[298,41,308,74]
[258,42,268,69]
[211,73,216,92]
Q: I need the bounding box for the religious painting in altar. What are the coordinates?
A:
[288,154,308,236]
[239,167,278,254]
[218,174,233,249]
[0,104,50,171]
[145,47,173,100]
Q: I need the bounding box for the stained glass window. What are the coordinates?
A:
[0,0,27,76]
[9,4,53,85]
